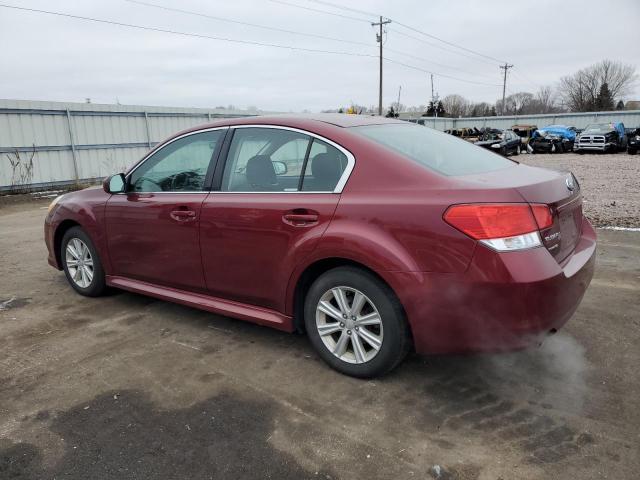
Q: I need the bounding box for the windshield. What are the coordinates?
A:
[352,124,515,176]
[584,123,614,133]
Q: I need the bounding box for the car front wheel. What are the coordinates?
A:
[61,226,106,297]
[304,267,410,378]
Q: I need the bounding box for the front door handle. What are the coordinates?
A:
[283,213,319,226]
[170,209,197,222]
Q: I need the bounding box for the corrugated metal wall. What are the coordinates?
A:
[0,99,260,191]
[401,110,640,131]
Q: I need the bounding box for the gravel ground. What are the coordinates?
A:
[2,200,640,479]
[519,151,640,228]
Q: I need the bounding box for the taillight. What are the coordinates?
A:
[530,204,553,229]
[444,203,553,252]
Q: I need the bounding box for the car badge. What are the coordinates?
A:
[566,175,575,192]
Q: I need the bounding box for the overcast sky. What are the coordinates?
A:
[1,0,639,112]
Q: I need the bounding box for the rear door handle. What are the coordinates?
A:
[283,213,319,226]
[170,209,197,221]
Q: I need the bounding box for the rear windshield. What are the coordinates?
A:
[352,123,515,176]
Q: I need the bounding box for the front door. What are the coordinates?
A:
[200,126,352,312]
[105,128,226,292]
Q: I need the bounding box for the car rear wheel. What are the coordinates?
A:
[61,226,106,297]
[304,266,410,378]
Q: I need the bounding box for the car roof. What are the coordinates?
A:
[191,113,405,131]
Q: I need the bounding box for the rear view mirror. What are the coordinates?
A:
[272,161,288,175]
[103,173,126,194]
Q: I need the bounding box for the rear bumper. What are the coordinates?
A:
[391,217,596,355]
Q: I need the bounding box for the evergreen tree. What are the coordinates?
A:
[616,100,625,110]
[596,82,614,111]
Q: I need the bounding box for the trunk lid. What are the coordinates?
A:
[459,164,583,262]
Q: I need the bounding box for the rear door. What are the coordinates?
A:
[199,126,353,312]
[105,128,226,292]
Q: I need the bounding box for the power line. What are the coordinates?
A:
[288,0,508,65]
[385,58,500,87]
[0,3,502,88]
[0,3,373,56]
[268,0,371,23]
[384,20,507,65]
[305,0,378,19]
[128,0,495,84]
[125,0,370,47]
[387,28,500,67]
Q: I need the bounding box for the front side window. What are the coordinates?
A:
[129,130,222,192]
[221,128,349,192]
[352,123,515,176]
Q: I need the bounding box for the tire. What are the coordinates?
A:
[629,149,637,155]
[304,266,410,378]
[61,226,106,297]
[513,145,519,156]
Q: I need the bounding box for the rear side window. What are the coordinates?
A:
[221,127,348,192]
[353,124,515,176]
[222,128,310,192]
[301,139,348,191]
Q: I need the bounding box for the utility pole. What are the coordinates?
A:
[430,74,439,118]
[372,16,391,116]
[396,85,402,116]
[500,63,513,116]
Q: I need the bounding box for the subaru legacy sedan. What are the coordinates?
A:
[44,114,596,378]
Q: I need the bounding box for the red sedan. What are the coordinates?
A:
[44,114,596,378]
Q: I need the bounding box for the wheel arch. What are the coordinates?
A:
[54,219,82,268]
[289,257,410,341]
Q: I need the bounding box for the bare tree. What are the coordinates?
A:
[535,86,557,113]
[559,60,637,111]
[441,94,470,118]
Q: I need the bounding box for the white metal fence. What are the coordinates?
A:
[0,99,261,192]
[3,99,639,192]
[400,110,640,131]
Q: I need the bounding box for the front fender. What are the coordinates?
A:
[48,188,111,273]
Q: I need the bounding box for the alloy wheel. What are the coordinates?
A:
[315,286,384,364]
[65,238,94,288]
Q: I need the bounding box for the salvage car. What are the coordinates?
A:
[511,124,538,151]
[474,129,520,156]
[575,122,627,153]
[528,125,576,153]
[44,115,596,378]
[628,127,640,155]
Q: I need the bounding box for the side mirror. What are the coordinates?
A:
[272,161,288,176]
[103,173,126,194]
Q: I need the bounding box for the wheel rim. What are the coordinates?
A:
[65,238,94,288]
[315,286,383,364]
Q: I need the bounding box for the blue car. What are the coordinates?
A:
[528,125,576,153]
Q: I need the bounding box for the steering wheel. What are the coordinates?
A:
[135,176,163,191]
[170,171,192,191]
